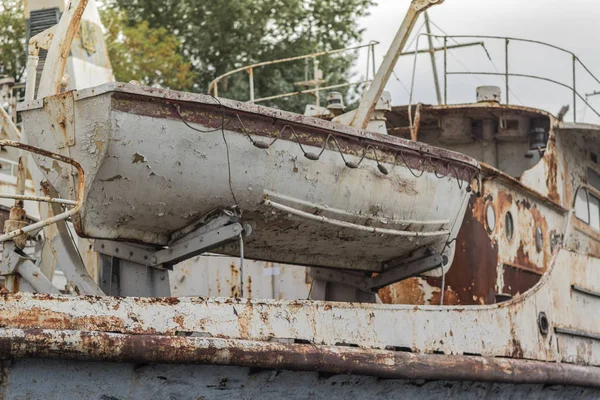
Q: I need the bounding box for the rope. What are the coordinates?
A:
[175,102,478,190]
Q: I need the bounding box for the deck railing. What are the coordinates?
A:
[208,42,379,105]
[409,34,600,122]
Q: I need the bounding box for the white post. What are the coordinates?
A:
[350,0,444,129]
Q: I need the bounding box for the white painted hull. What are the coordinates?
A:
[19,83,479,271]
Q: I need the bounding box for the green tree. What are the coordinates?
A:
[107,0,374,112]
[102,8,197,89]
[0,0,26,81]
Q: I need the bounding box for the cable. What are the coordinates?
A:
[392,70,412,96]
[211,96,240,207]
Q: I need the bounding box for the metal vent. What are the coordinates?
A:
[27,8,61,98]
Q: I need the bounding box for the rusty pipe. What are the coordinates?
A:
[0,328,599,388]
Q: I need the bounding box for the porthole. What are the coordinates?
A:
[505,212,514,241]
[535,226,543,252]
[538,312,549,336]
[485,203,496,233]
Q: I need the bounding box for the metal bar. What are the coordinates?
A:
[2,328,600,388]
[424,12,442,105]
[446,71,600,120]
[253,81,369,103]
[264,191,450,225]
[0,106,21,141]
[430,34,600,88]
[314,57,320,107]
[15,260,61,294]
[573,55,577,122]
[350,0,444,129]
[505,38,509,104]
[411,103,422,141]
[264,199,450,237]
[572,284,600,299]
[400,41,484,57]
[443,36,447,104]
[0,140,85,243]
[586,90,600,98]
[24,56,39,101]
[37,0,90,98]
[208,42,379,93]
[0,193,77,206]
[369,254,442,290]
[248,67,254,103]
[153,223,243,266]
[555,327,600,342]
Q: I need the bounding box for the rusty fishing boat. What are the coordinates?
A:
[0,0,599,398]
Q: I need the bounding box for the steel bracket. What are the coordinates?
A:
[310,248,444,292]
[95,211,249,269]
[1,242,61,294]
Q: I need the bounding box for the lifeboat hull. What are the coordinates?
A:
[19,83,479,271]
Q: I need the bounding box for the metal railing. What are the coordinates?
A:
[208,42,379,105]
[409,34,600,123]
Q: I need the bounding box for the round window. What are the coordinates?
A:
[505,212,514,241]
[535,226,543,252]
[486,203,496,233]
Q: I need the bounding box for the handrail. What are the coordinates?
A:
[408,34,600,123]
[0,140,84,243]
[208,42,379,104]
[264,199,451,237]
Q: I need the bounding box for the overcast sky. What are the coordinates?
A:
[356,0,600,123]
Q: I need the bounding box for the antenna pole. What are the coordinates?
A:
[424,11,442,105]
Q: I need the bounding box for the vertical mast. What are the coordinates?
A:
[424,11,442,105]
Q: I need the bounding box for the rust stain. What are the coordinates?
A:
[379,277,425,305]
[545,135,560,203]
[431,195,499,305]
[502,265,540,299]
[173,315,184,329]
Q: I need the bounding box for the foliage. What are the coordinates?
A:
[0,0,26,81]
[106,0,374,112]
[101,8,196,89]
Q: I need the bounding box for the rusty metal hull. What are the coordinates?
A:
[3,359,600,400]
[18,83,478,271]
[0,245,599,391]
